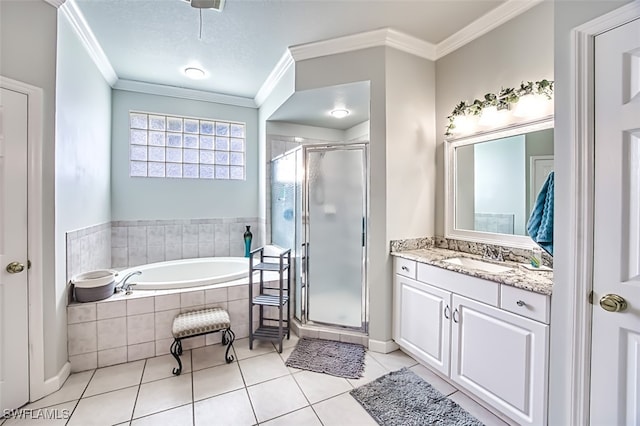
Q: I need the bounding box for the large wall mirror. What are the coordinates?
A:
[445,118,553,249]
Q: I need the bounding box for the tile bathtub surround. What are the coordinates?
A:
[111,217,263,268]
[66,222,112,281]
[66,282,271,372]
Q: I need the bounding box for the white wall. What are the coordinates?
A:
[55,8,113,377]
[0,0,59,379]
[435,2,554,237]
[266,122,345,141]
[474,135,526,235]
[549,1,632,424]
[111,90,259,220]
[345,120,370,142]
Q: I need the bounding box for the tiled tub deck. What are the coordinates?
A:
[66,279,274,372]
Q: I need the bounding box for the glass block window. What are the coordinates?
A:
[129,111,246,180]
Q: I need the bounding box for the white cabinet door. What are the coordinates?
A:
[451,294,548,426]
[394,274,451,376]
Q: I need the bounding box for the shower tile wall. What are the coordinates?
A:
[111,218,263,268]
[66,223,112,280]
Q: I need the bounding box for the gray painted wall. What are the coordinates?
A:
[435,2,554,237]
[550,1,632,424]
[0,0,59,379]
[293,47,436,344]
[111,90,259,220]
[385,48,436,240]
[55,9,113,376]
[294,47,390,342]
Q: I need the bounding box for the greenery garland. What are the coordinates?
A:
[445,79,554,137]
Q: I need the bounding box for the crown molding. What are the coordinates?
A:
[44,0,66,8]
[114,79,257,108]
[385,28,437,61]
[289,28,437,62]
[436,0,544,59]
[254,51,294,107]
[61,0,118,86]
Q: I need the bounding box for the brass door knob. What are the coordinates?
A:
[6,262,25,274]
[599,294,627,312]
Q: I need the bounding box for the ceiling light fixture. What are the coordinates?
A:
[184,67,206,79]
[330,109,350,119]
[182,0,225,11]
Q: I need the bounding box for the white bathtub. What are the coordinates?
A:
[118,257,250,290]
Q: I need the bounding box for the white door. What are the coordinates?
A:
[394,275,451,375]
[0,87,30,411]
[450,295,548,426]
[529,156,553,209]
[591,17,640,426]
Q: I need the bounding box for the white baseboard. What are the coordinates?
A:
[368,339,399,353]
[32,362,70,401]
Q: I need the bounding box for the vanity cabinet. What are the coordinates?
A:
[393,275,451,376]
[392,258,549,426]
[451,294,548,426]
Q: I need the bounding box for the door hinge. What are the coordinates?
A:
[588,291,593,304]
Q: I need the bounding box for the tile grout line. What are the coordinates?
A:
[191,349,195,426]
[232,345,259,425]
[128,358,148,424]
[64,367,97,425]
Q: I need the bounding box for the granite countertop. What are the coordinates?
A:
[391,247,553,296]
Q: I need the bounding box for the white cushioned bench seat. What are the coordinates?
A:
[170,307,235,375]
[172,307,231,339]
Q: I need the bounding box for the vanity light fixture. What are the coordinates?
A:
[445,79,553,137]
[452,114,477,134]
[478,105,510,127]
[330,109,350,119]
[512,93,551,118]
[184,67,206,79]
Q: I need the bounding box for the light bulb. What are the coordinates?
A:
[330,109,350,119]
[478,106,509,127]
[452,115,477,135]
[184,67,206,80]
[512,94,549,118]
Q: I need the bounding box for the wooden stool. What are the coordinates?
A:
[170,307,235,375]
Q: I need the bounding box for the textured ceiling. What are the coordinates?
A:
[74,0,505,99]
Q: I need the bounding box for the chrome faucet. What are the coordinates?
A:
[483,246,504,262]
[119,271,142,295]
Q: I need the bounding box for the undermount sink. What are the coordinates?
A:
[442,257,513,274]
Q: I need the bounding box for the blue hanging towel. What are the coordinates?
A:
[527,171,554,256]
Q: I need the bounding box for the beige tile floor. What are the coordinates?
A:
[2,335,510,425]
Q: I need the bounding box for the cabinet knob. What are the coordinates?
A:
[401,266,409,272]
[516,300,526,307]
[452,308,460,323]
[444,305,450,319]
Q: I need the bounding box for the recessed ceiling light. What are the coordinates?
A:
[184,67,206,79]
[330,109,350,119]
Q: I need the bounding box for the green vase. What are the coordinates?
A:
[244,225,252,257]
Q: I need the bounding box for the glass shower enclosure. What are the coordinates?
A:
[271,143,368,332]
